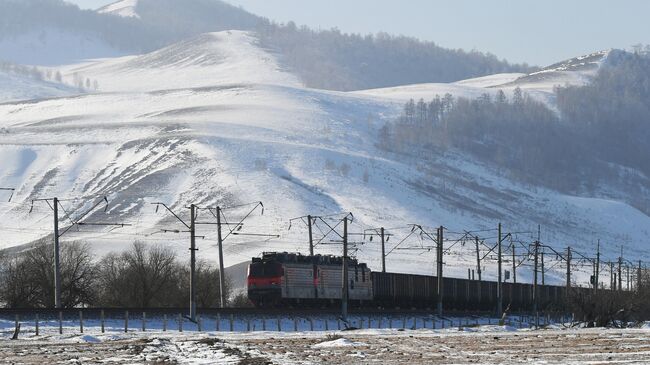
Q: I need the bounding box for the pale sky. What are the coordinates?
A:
[68,0,650,66]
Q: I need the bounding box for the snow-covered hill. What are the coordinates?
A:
[0,28,125,66]
[353,51,612,106]
[0,71,76,103]
[53,31,301,92]
[97,0,140,18]
[0,32,645,287]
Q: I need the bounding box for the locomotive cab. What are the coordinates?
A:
[247,256,284,306]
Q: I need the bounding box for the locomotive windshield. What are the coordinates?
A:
[249,262,282,277]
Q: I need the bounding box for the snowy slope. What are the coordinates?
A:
[0,34,646,287]
[97,0,140,18]
[53,31,301,92]
[353,51,611,105]
[0,28,125,66]
[0,71,76,103]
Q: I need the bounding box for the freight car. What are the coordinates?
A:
[247,252,579,311]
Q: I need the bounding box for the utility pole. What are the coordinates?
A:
[341,216,349,322]
[497,223,503,317]
[437,226,444,316]
[308,214,314,256]
[380,227,386,273]
[475,237,482,281]
[618,249,623,292]
[610,261,615,290]
[638,260,642,293]
[566,247,572,293]
[595,240,600,290]
[154,202,199,321]
[215,206,226,308]
[53,197,61,309]
[189,204,197,320]
[533,238,539,320]
[31,196,118,309]
[512,242,517,284]
[626,265,630,291]
[541,248,545,285]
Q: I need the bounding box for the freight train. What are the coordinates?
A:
[247,252,583,311]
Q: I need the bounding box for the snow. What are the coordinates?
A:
[313,338,366,347]
[0,71,76,103]
[0,28,125,66]
[53,31,302,92]
[0,32,647,288]
[2,316,650,364]
[97,0,140,18]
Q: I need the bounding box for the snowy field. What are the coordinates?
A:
[1,319,649,364]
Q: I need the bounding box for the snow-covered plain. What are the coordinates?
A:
[0,31,646,287]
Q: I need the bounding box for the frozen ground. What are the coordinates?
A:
[1,322,649,364]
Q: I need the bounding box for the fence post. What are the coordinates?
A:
[216,313,220,332]
[309,318,314,331]
[35,314,39,336]
[197,315,202,332]
[294,317,298,332]
[229,314,234,332]
[79,311,84,334]
[163,314,167,332]
[277,317,281,332]
[12,315,20,340]
[59,311,63,334]
[247,318,251,332]
[124,311,129,333]
[262,318,266,331]
[100,310,105,334]
[178,314,183,332]
[142,312,146,332]
[325,319,329,331]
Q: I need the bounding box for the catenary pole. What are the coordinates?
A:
[53,197,61,309]
[380,227,386,273]
[437,226,444,316]
[189,204,197,321]
[497,223,503,317]
[216,206,226,308]
[566,246,572,293]
[341,216,349,321]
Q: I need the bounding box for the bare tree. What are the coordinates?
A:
[97,242,182,307]
[0,239,96,308]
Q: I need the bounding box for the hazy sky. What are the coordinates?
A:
[68,0,650,66]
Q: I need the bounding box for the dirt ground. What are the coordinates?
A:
[1,327,650,364]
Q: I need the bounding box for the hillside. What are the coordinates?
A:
[0,0,532,90]
[0,70,75,103]
[0,32,647,288]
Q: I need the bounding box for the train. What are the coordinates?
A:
[247,252,586,311]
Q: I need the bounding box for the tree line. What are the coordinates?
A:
[380,51,650,213]
[0,239,233,309]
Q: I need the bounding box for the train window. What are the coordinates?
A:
[249,262,282,277]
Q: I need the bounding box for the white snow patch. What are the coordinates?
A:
[312,338,366,348]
